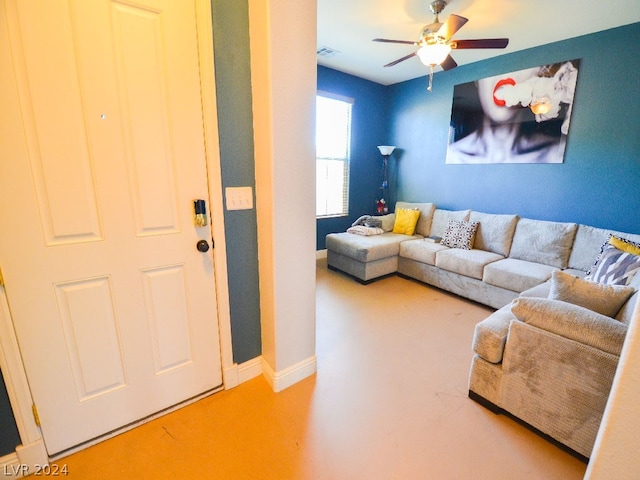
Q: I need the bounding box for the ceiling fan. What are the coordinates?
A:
[373,0,509,91]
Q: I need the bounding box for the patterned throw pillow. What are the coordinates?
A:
[586,241,640,286]
[441,220,479,250]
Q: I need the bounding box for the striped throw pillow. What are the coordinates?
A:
[586,242,640,286]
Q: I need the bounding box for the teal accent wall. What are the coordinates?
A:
[388,23,640,234]
[210,1,261,363]
[316,66,389,249]
[0,370,20,456]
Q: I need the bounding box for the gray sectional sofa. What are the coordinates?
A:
[326,202,639,308]
[326,201,640,459]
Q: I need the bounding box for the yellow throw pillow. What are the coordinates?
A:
[609,235,640,256]
[392,208,421,235]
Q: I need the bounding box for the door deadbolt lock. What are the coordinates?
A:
[194,199,208,227]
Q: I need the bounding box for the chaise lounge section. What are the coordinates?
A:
[326,202,435,283]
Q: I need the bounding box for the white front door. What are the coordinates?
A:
[0,0,222,455]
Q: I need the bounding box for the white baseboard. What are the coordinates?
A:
[223,356,264,390]
[316,249,327,259]
[262,355,317,393]
[15,440,48,474]
[0,439,49,478]
[222,364,240,389]
[0,453,24,478]
[238,357,263,383]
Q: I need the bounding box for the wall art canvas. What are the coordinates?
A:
[446,59,580,164]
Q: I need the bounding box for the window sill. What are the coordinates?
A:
[316,214,348,220]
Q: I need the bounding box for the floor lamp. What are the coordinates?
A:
[376,145,396,213]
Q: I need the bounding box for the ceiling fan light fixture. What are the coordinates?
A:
[416,42,451,67]
[372,0,508,92]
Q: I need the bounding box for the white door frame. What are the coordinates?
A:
[0,287,47,471]
[0,0,233,467]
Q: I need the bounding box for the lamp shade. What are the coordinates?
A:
[377,145,396,156]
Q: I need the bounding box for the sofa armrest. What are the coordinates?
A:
[511,297,628,356]
[472,305,514,363]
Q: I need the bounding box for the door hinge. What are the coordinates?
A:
[32,404,41,427]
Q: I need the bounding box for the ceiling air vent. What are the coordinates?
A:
[317,46,340,58]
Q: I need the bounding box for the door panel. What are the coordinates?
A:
[141,265,194,374]
[10,0,103,245]
[0,0,222,455]
[112,1,181,235]
[54,277,127,401]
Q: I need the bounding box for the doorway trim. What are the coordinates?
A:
[0,287,48,470]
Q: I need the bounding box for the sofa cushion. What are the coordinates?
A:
[568,225,640,272]
[429,209,471,238]
[398,239,448,266]
[436,249,504,280]
[510,297,628,356]
[483,258,558,292]
[468,211,519,257]
[441,220,479,249]
[472,305,514,364]
[567,225,612,272]
[509,218,578,269]
[393,208,421,235]
[326,231,419,263]
[395,202,436,237]
[586,242,640,286]
[548,270,635,317]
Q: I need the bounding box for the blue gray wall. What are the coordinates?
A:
[211,0,261,363]
[389,23,640,234]
[316,66,389,249]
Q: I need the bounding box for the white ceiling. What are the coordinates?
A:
[317,0,640,86]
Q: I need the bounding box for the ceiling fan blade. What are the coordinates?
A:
[373,38,416,45]
[384,51,417,67]
[437,14,468,41]
[440,54,458,71]
[452,38,509,49]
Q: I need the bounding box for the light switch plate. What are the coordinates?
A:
[225,186,253,211]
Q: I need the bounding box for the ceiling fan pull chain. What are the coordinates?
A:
[427,65,434,92]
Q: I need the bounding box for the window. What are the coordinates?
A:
[316,93,352,218]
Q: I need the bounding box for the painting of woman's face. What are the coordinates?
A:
[446,59,579,164]
[476,67,540,123]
